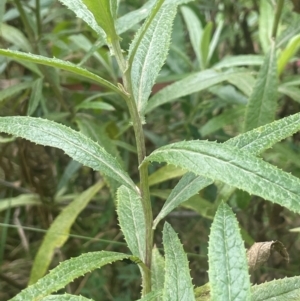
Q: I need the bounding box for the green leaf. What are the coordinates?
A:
[0,0,6,23]
[27,78,44,115]
[76,101,115,111]
[29,181,104,285]
[82,0,117,40]
[0,116,136,191]
[207,19,223,63]
[10,251,134,301]
[279,85,300,103]
[41,294,94,301]
[0,49,122,96]
[278,34,300,75]
[151,247,165,291]
[181,5,203,67]
[208,203,251,301]
[251,276,300,301]
[117,186,146,262]
[143,139,300,214]
[227,72,255,97]
[200,21,213,69]
[146,70,246,113]
[0,194,41,212]
[135,291,163,301]
[244,41,278,132]
[163,222,195,301]
[153,111,300,226]
[58,0,106,42]
[214,55,263,69]
[129,0,178,115]
[0,81,33,102]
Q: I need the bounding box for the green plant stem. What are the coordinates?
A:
[111,38,153,295]
[271,0,284,39]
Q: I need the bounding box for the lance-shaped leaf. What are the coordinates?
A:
[0,117,136,191]
[117,185,146,262]
[244,40,278,132]
[0,81,33,102]
[208,203,251,301]
[58,0,106,42]
[163,222,195,301]
[145,70,247,114]
[29,181,104,285]
[251,276,300,301]
[27,78,44,115]
[151,247,165,292]
[0,49,122,96]
[41,295,94,301]
[143,139,300,214]
[10,251,140,301]
[153,111,300,226]
[128,0,178,116]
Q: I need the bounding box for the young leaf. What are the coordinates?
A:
[143,139,300,214]
[208,203,251,301]
[10,251,134,301]
[40,294,94,301]
[163,222,195,301]
[0,49,122,96]
[0,116,136,191]
[0,194,41,212]
[146,70,247,113]
[244,40,278,132]
[129,0,178,116]
[251,276,300,301]
[117,185,146,262]
[27,78,44,115]
[29,181,104,285]
[0,81,32,102]
[151,247,165,291]
[214,55,263,69]
[200,21,213,69]
[153,111,300,226]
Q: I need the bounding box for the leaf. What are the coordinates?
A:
[0,81,33,102]
[76,101,115,111]
[214,55,264,69]
[194,283,210,301]
[200,21,213,69]
[251,276,300,301]
[0,194,41,212]
[0,116,136,191]
[208,203,251,301]
[0,49,122,95]
[146,70,246,113]
[247,241,289,273]
[117,186,146,262]
[57,160,82,191]
[207,19,223,64]
[129,0,178,115]
[41,294,94,301]
[277,34,300,75]
[279,85,300,103]
[29,181,104,285]
[143,139,300,214]
[151,247,165,292]
[27,78,44,115]
[58,0,106,42]
[135,291,163,301]
[244,40,278,132]
[153,111,300,226]
[163,222,195,301]
[10,251,136,301]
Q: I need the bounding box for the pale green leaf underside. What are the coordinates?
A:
[117,185,146,262]
[41,294,94,301]
[251,276,300,301]
[208,203,251,301]
[153,111,300,226]
[29,181,104,285]
[10,251,132,301]
[0,49,122,95]
[144,139,300,214]
[0,117,136,191]
[151,247,165,291]
[163,222,195,301]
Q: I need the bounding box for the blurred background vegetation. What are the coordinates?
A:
[1,0,300,300]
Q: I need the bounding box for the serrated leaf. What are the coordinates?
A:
[143,139,300,214]
[117,185,146,262]
[10,251,135,301]
[208,203,251,301]
[244,40,278,132]
[146,70,247,113]
[0,49,122,95]
[251,276,300,301]
[129,0,178,115]
[27,78,44,115]
[163,222,195,301]
[153,111,300,226]
[0,81,33,102]
[29,181,104,285]
[151,247,165,291]
[41,294,94,301]
[58,0,106,42]
[0,116,136,191]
